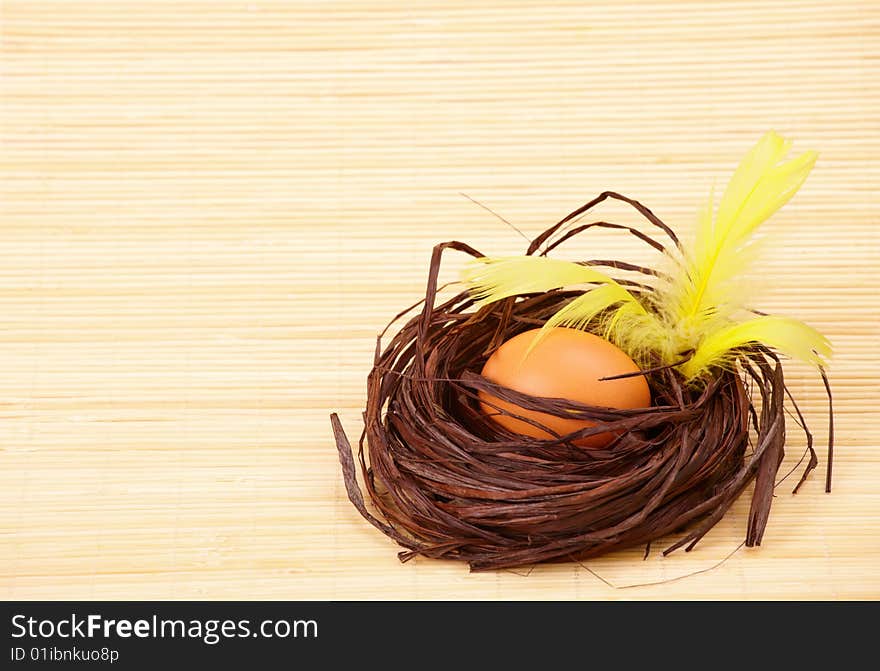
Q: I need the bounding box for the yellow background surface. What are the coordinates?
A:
[1,0,878,600]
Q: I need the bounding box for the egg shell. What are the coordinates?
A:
[478,327,652,448]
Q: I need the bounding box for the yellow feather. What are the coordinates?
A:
[734,149,818,241]
[461,256,626,306]
[652,131,822,379]
[674,131,818,324]
[462,256,652,360]
[715,131,792,243]
[540,283,647,331]
[598,301,672,365]
[681,315,832,381]
[459,132,830,386]
[532,283,654,358]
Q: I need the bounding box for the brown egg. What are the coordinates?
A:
[478,327,651,448]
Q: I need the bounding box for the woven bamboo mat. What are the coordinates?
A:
[1,0,878,600]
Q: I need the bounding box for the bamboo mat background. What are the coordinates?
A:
[1,0,878,600]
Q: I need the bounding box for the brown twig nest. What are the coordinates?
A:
[332,192,832,572]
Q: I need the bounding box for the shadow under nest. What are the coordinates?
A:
[332,192,832,572]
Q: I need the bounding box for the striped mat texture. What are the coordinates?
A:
[1,1,878,599]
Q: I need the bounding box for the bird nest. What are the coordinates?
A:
[332,192,832,572]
